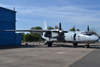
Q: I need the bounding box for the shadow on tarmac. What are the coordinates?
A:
[0,45,44,50]
[53,44,100,49]
[0,44,100,50]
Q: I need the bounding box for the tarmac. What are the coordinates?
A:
[0,43,100,67]
[69,43,100,67]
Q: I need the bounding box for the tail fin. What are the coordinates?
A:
[43,20,47,39]
[43,20,47,30]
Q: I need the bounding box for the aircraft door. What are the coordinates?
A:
[73,33,76,41]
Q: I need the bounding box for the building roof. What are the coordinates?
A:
[0,6,16,12]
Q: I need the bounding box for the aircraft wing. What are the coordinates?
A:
[3,29,51,32]
[2,29,68,34]
[31,32,43,35]
[1,29,51,35]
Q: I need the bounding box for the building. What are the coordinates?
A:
[0,7,21,45]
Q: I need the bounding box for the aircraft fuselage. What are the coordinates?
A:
[43,31,99,44]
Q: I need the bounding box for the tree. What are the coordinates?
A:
[31,27,34,30]
[69,26,80,31]
[69,26,75,31]
[31,26,42,41]
[47,26,54,30]
[90,28,97,35]
[23,26,43,42]
[23,33,34,42]
[31,26,42,30]
[31,26,42,35]
[23,33,42,42]
[21,33,25,41]
[77,29,80,31]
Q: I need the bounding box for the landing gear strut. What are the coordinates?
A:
[85,43,90,48]
[73,42,78,47]
[48,37,52,47]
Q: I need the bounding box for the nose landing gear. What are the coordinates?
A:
[85,40,90,48]
[85,43,90,48]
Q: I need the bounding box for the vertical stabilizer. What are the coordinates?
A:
[43,20,47,40]
[43,20,47,30]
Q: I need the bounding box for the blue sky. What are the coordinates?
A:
[0,0,100,34]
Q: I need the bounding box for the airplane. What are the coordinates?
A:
[3,21,99,48]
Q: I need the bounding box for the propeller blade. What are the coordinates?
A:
[87,25,89,31]
[59,22,61,30]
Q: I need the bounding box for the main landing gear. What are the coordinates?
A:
[48,42,52,47]
[47,37,52,47]
[73,42,78,47]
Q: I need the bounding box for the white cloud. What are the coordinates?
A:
[1,3,100,23]
[0,3,100,33]
[14,5,100,24]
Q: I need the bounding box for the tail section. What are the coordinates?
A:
[43,20,48,44]
[43,20,47,37]
[43,20,47,30]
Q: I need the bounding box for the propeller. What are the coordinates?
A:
[57,22,68,41]
[87,25,89,31]
[52,22,68,41]
[59,22,61,30]
[58,22,68,33]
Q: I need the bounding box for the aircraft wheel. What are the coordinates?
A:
[85,44,90,48]
[73,42,78,47]
[48,42,52,47]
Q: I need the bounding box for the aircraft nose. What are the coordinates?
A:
[91,35,99,42]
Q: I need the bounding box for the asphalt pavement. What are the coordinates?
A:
[0,43,100,67]
[69,45,100,67]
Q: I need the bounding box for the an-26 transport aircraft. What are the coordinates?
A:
[4,21,99,48]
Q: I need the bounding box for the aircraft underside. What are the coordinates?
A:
[44,40,89,48]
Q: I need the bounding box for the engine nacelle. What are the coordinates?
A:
[52,32,58,38]
[57,32,65,41]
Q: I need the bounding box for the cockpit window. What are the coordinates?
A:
[81,31,92,35]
